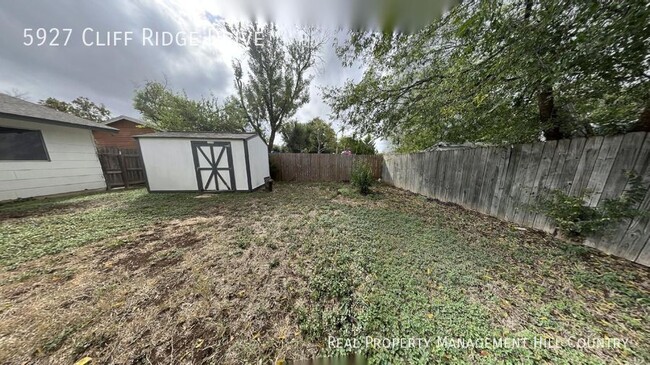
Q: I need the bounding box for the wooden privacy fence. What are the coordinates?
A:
[383,132,650,266]
[270,153,383,182]
[97,147,147,189]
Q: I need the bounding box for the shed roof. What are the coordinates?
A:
[0,93,117,131]
[134,132,258,140]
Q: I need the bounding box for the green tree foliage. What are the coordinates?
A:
[339,135,376,155]
[325,0,650,152]
[281,118,337,153]
[133,81,246,132]
[229,23,323,152]
[281,120,310,152]
[41,96,111,122]
[306,118,337,153]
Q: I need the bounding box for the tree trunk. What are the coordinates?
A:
[538,87,564,140]
[630,100,650,132]
[267,130,276,153]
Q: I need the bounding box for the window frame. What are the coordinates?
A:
[0,126,51,162]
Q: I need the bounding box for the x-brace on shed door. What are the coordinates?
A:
[191,141,236,192]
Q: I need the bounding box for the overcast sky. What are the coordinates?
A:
[0,0,398,149]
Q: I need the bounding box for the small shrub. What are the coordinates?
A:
[269,258,280,269]
[351,162,374,195]
[538,171,647,238]
[236,238,250,249]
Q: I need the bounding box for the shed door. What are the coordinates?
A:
[191,141,236,192]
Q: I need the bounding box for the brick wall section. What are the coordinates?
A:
[93,119,155,149]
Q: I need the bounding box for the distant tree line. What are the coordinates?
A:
[279,118,376,154]
[40,96,111,122]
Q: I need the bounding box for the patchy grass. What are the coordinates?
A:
[0,183,648,364]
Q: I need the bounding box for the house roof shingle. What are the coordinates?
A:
[0,93,117,131]
[104,115,147,127]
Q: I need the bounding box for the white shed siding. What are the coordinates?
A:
[247,136,270,189]
[139,138,251,191]
[0,117,106,201]
[139,139,197,191]
[229,140,248,191]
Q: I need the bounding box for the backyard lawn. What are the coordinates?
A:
[0,183,648,364]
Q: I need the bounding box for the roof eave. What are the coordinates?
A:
[0,112,118,132]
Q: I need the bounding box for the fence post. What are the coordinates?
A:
[117,150,130,189]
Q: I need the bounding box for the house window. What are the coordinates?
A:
[0,127,49,161]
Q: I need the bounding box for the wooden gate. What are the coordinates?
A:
[97,147,147,188]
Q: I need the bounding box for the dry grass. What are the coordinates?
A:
[0,186,322,364]
[0,183,648,364]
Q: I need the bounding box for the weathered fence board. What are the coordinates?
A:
[526,140,557,227]
[97,147,147,189]
[383,132,650,266]
[534,139,569,231]
[270,153,382,182]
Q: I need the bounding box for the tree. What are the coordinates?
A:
[281,120,310,152]
[41,96,111,122]
[326,0,650,152]
[280,118,337,153]
[229,23,323,152]
[6,88,29,100]
[339,135,376,155]
[133,81,246,132]
[306,118,337,153]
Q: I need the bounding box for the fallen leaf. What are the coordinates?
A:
[74,357,92,365]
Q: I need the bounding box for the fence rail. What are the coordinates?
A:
[383,132,650,266]
[270,153,383,182]
[97,147,147,189]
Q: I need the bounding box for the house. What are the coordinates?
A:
[0,93,117,201]
[93,115,155,149]
[135,132,270,192]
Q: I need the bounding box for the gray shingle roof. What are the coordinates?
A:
[104,115,147,126]
[134,132,258,140]
[0,93,117,131]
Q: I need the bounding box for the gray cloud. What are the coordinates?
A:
[0,0,232,113]
[0,1,383,148]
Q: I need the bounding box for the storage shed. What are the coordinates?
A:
[135,132,270,192]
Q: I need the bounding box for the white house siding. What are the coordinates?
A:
[139,138,250,191]
[247,137,270,189]
[0,117,106,201]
